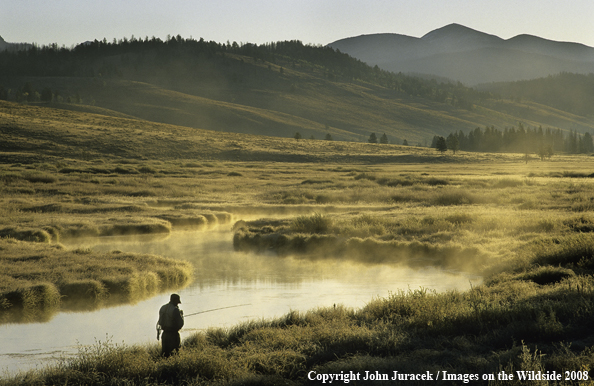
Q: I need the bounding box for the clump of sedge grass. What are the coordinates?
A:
[290,213,332,234]
[0,240,193,319]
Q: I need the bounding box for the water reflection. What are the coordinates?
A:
[1,229,480,376]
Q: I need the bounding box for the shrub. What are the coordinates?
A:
[22,203,63,213]
[291,213,332,234]
[431,189,476,206]
[60,280,107,302]
[425,177,449,186]
[157,214,208,228]
[100,222,171,236]
[564,215,594,232]
[532,234,594,269]
[0,227,52,242]
[138,166,157,173]
[0,172,22,185]
[492,178,524,188]
[444,213,474,225]
[354,172,375,181]
[114,166,138,174]
[519,266,576,285]
[1,283,61,309]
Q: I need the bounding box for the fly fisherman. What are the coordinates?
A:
[157,293,184,357]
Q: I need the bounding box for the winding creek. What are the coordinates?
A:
[1,227,481,376]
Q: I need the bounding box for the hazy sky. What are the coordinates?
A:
[2,0,594,48]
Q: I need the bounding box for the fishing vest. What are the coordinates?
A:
[158,303,184,332]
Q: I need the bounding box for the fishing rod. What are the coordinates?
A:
[156,303,252,339]
[183,303,251,318]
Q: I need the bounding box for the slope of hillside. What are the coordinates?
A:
[328,24,594,85]
[393,47,594,86]
[478,72,594,118]
[1,37,593,144]
[1,100,510,164]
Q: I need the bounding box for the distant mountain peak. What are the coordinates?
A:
[421,23,475,37]
[421,23,504,47]
[328,24,594,85]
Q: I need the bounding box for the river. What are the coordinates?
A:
[1,228,480,377]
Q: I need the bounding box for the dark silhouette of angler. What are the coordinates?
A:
[157,294,184,357]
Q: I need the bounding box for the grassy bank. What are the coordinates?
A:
[0,238,193,323]
[3,232,593,385]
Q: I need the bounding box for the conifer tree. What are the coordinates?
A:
[446,133,459,154]
[435,136,447,153]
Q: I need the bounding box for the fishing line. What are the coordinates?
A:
[183,303,252,318]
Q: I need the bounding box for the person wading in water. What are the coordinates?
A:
[157,294,184,357]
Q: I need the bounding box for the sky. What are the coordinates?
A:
[2,0,594,48]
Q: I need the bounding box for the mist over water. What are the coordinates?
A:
[0,228,480,376]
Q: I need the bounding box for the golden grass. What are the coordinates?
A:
[2,99,594,383]
[0,238,193,322]
[3,157,594,382]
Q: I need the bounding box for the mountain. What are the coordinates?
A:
[328,24,594,85]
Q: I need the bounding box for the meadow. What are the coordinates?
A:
[1,98,594,384]
[2,148,594,384]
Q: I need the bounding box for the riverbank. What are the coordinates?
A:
[3,230,593,385]
[0,238,193,323]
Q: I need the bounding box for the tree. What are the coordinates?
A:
[430,135,439,148]
[537,144,548,161]
[379,133,389,144]
[23,82,36,102]
[435,136,447,153]
[545,145,554,160]
[41,87,53,102]
[325,133,333,141]
[446,133,459,154]
[368,133,377,143]
[403,139,409,146]
[294,132,302,140]
[580,132,594,154]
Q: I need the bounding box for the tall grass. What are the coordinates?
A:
[0,239,193,320]
[6,250,593,385]
[4,149,594,383]
[290,213,332,234]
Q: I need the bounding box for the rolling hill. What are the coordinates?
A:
[0,36,593,146]
[328,24,594,86]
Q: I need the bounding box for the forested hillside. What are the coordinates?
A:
[1,36,592,144]
[479,73,594,118]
